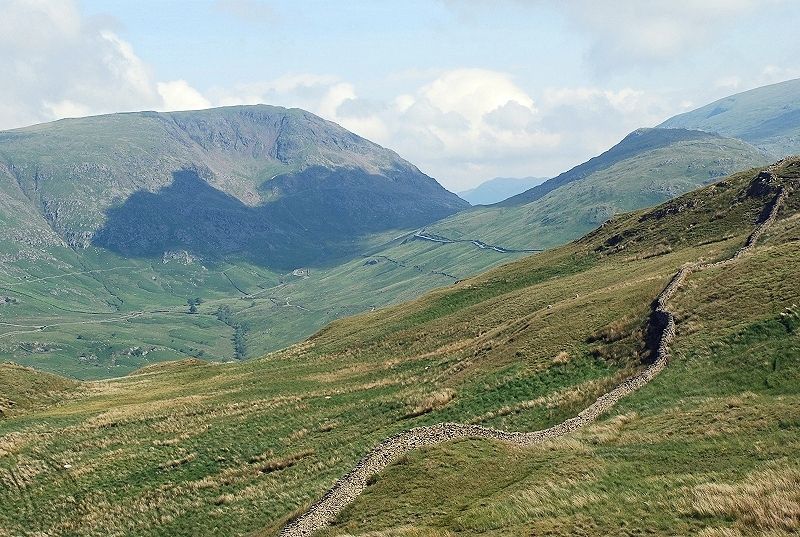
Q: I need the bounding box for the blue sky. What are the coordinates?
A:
[1,0,799,189]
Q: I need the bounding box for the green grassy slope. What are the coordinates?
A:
[0,363,79,416]
[425,129,769,250]
[1,159,797,536]
[659,77,800,158]
[0,119,769,381]
[0,231,523,379]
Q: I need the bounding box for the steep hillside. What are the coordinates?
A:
[457,176,547,205]
[0,105,467,270]
[0,363,79,416]
[1,159,797,537]
[425,128,769,250]
[659,77,800,157]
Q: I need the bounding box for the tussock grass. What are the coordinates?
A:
[404,389,456,418]
[688,463,800,533]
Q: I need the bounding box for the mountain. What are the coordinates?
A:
[424,128,769,250]
[0,106,471,377]
[2,159,797,536]
[0,105,467,270]
[0,125,769,379]
[659,77,800,158]
[457,176,548,205]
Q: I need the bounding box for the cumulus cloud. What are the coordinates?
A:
[0,0,209,129]
[1,0,750,190]
[157,80,212,111]
[321,69,674,188]
[199,67,676,188]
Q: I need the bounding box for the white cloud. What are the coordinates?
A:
[4,1,760,191]
[759,65,800,85]
[41,99,91,119]
[203,68,674,189]
[157,80,212,111]
[0,0,215,128]
[564,0,779,71]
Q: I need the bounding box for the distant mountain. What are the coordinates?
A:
[658,77,800,158]
[425,128,769,249]
[0,105,467,270]
[457,176,547,205]
[498,128,738,208]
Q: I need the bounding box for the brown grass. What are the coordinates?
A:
[404,388,456,418]
[553,351,571,364]
[688,463,800,533]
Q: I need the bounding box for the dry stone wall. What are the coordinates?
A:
[279,182,788,537]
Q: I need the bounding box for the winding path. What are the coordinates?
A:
[279,176,788,537]
[413,231,543,253]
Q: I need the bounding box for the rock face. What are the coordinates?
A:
[0,105,467,269]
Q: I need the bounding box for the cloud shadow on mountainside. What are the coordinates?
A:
[92,168,462,270]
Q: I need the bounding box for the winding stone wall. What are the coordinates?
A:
[279,183,788,537]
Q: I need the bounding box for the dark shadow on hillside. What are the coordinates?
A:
[93,168,464,270]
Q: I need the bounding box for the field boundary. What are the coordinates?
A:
[279,178,788,537]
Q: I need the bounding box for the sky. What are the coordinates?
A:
[1,0,799,190]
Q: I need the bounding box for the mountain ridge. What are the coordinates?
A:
[498,128,757,207]
[658,77,800,157]
[0,105,467,268]
[424,127,769,250]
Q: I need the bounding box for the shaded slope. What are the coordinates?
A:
[0,125,769,378]
[0,105,467,269]
[659,77,800,157]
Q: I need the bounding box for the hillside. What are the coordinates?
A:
[424,128,769,250]
[457,176,547,205]
[0,105,467,270]
[1,159,797,536]
[659,77,800,158]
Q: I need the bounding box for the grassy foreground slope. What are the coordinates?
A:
[1,160,798,537]
[425,128,768,251]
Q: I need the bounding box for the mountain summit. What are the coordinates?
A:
[0,105,467,268]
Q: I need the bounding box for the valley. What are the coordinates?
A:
[1,160,797,537]
[0,112,778,379]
